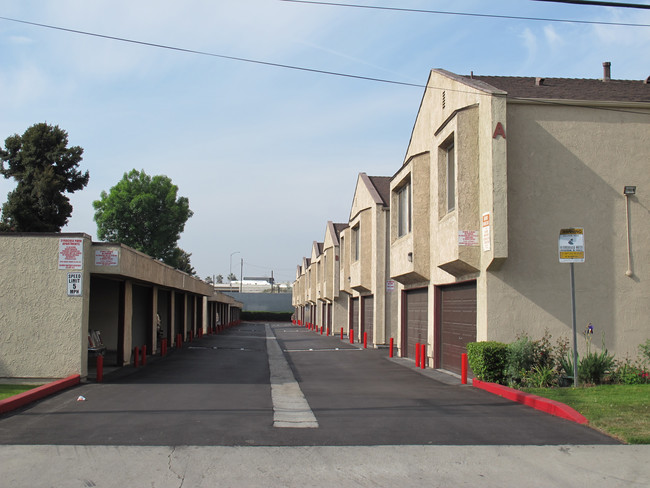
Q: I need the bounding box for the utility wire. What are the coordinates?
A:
[0,16,423,88]
[531,0,650,10]
[0,15,648,117]
[279,0,650,27]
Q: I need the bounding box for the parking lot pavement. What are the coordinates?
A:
[0,322,618,446]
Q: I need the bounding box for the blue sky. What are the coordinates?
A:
[1,0,649,283]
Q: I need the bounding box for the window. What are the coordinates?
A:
[446,143,455,212]
[340,236,345,263]
[397,181,411,237]
[352,225,360,261]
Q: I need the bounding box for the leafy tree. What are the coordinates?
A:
[215,274,224,284]
[227,273,237,282]
[93,169,193,269]
[0,123,89,231]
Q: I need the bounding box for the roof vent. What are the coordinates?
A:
[603,61,611,82]
[535,77,545,86]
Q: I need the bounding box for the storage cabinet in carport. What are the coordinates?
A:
[402,288,428,358]
[438,282,477,375]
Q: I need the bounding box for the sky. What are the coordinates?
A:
[1,0,649,284]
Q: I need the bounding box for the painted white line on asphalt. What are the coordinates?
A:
[265,324,319,429]
[283,348,363,352]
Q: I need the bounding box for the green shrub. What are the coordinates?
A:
[523,365,557,388]
[466,341,508,384]
[613,357,650,385]
[579,348,615,384]
[639,339,650,363]
[507,336,536,385]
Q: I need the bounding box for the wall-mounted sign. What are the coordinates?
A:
[67,272,83,296]
[95,249,118,266]
[58,238,84,269]
[482,212,491,252]
[458,230,479,247]
[559,228,585,263]
[493,122,506,139]
[386,280,396,291]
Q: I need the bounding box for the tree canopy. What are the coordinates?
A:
[0,122,89,232]
[93,169,194,270]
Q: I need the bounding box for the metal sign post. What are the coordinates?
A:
[559,228,585,388]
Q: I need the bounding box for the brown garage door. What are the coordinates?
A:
[402,288,428,358]
[439,282,477,375]
[361,295,374,346]
[350,297,359,339]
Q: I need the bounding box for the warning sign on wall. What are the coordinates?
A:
[95,249,118,266]
[559,228,585,263]
[58,238,84,269]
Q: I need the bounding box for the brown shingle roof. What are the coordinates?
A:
[465,76,650,103]
[367,176,391,207]
[333,223,348,237]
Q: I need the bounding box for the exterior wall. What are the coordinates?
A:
[0,234,91,379]
[485,101,650,357]
[390,152,431,284]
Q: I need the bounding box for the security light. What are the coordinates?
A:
[623,186,636,195]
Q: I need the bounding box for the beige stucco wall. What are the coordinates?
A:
[485,101,650,358]
[0,234,91,379]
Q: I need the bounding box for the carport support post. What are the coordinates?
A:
[570,262,579,387]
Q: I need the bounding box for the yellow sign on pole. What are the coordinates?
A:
[559,228,585,263]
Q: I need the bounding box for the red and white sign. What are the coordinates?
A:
[58,238,84,269]
[95,249,119,267]
[482,212,491,252]
[386,280,396,291]
[458,231,479,247]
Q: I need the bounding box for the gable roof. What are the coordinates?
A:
[463,75,650,103]
[367,175,391,207]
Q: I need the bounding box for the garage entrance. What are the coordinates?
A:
[361,295,374,346]
[349,297,359,338]
[436,281,477,375]
[401,288,428,358]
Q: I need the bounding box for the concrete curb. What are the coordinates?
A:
[0,375,81,415]
[472,378,588,425]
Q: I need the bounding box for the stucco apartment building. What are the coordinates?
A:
[295,64,650,373]
[0,233,242,381]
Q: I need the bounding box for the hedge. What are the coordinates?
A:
[466,341,509,384]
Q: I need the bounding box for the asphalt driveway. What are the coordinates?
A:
[0,322,618,446]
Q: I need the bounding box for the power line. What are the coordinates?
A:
[0,15,648,118]
[279,0,650,27]
[0,16,422,89]
[531,0,650,9]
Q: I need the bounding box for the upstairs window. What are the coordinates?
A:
[397,181,411,237]
[446,143,455,212]
[352,225,360,262]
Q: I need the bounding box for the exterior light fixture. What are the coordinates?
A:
[407,252,413,263]
[623,186,636,277]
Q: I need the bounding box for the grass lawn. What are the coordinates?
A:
[523,384,650,444]
[0,384,40,401]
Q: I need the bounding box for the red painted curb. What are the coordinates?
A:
[0,374,81,415]
[472,378,589,425]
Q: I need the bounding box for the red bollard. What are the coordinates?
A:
[415,343,420,367]
[341,328,344,340]
[177,333,182,349]
[96,354,103,383]
[350,328,354,344]
[142,345,147,366]
[364,332,368,349]
[389,338,394,358]
[161,338,167,357]
[327,327,330,336]
[134,346,140,368]
[320,326,323,335]
[421,343,426,369]
[461,353,468,384]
